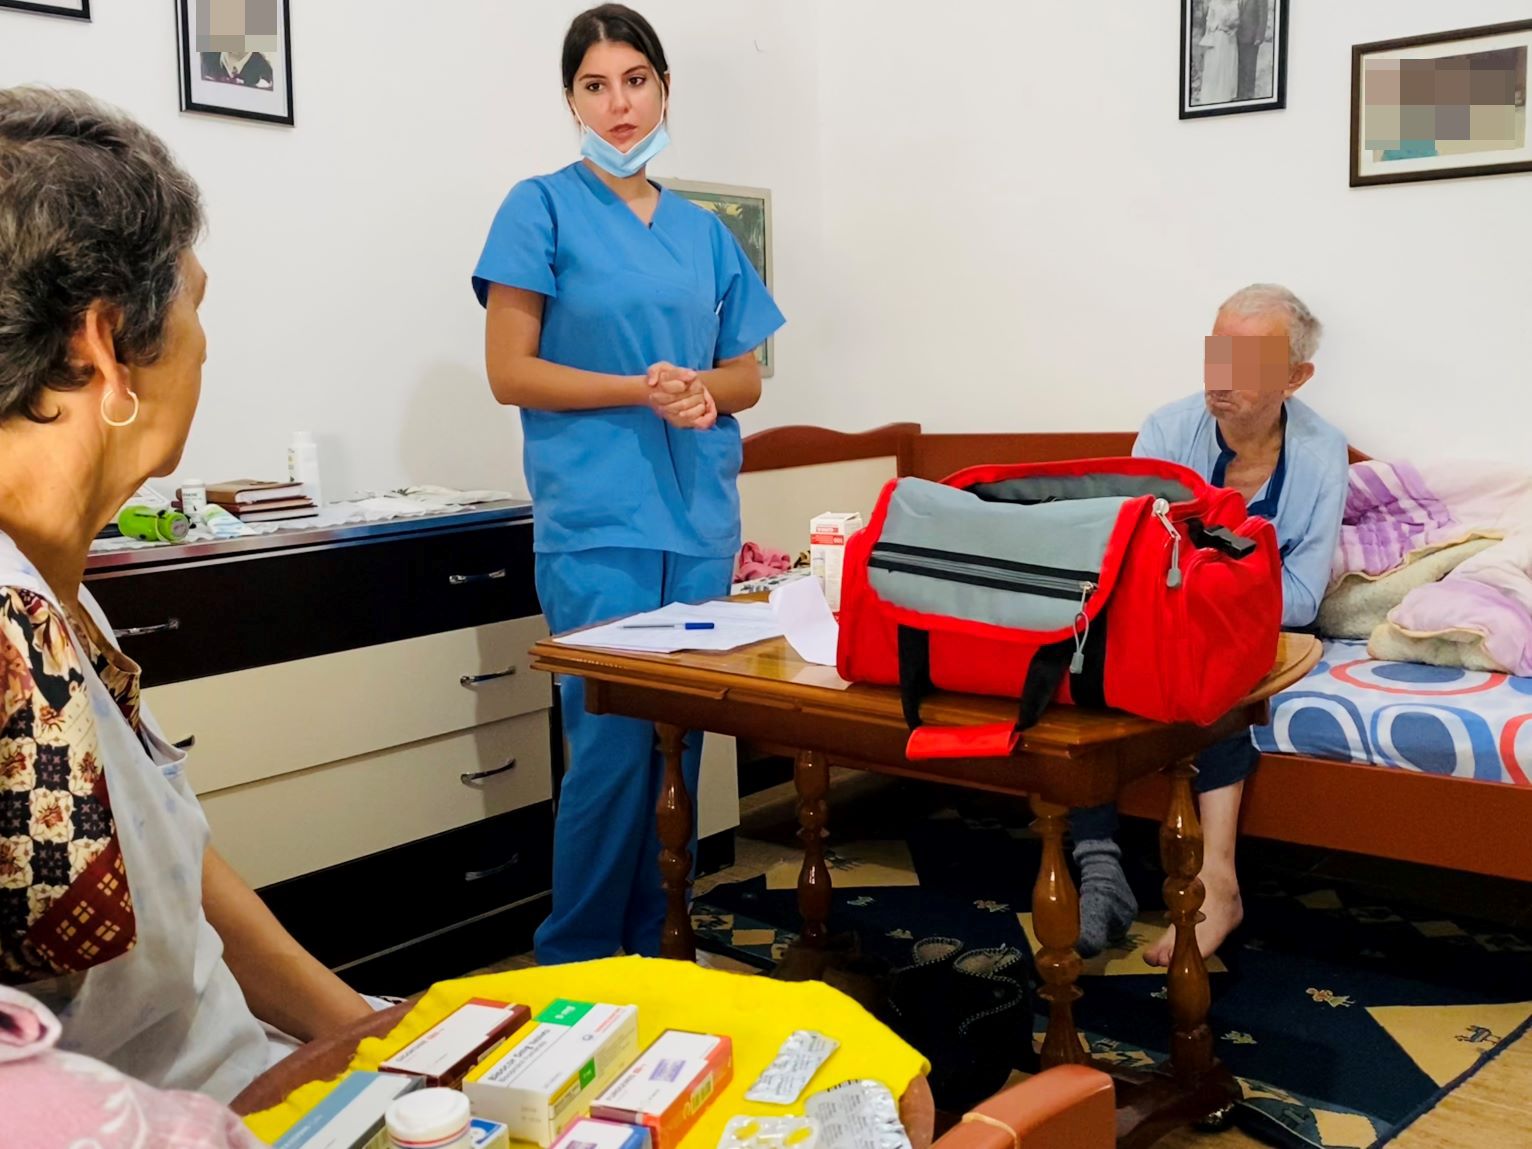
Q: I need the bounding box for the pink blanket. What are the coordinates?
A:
[735,540,793,582]
[1333,460,1532,675]
[0,986,263,1148]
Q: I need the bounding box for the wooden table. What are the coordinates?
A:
[530,631,1319,1147]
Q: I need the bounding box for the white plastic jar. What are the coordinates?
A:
[385,1088,474,1149]
[287,430,324,507]
[180,478,207,520]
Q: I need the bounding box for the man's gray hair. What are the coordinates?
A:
[0,86,203,424]
[1218,283,1324,365]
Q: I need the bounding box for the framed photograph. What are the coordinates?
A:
[1352,20,1531,187]
[658,179,775,378]
[176,0,294,126]
[0,0,89,18]
[1181,0,1288,119]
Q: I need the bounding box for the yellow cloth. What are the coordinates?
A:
[245,956,930,1147]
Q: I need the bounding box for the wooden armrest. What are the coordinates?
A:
[935,1066,1115,1149]
[902,1074,937,1149]
[228,1001,413,1117]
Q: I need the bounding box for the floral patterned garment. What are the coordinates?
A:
[0,588,140,983]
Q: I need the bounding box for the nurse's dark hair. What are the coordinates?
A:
[562,5,670,93]
[0,86,203,424]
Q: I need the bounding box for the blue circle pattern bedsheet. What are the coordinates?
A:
[1253,640,1532,786]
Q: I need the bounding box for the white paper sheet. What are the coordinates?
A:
[553,600,784,654]
[770,575,841,666]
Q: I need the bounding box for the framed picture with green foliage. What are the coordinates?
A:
[659,179,775,377]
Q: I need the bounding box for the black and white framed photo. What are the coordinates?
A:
[1181,0,1288,119]
[176,0,294,126]
[0,0,90,19]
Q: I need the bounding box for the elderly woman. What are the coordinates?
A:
[0,87,373,1100]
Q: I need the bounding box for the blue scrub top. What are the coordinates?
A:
[473,162,786,557]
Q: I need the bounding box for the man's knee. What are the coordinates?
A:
[1193,734,1259,793]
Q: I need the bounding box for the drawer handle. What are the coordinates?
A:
[115,618,181,639]
[448,568,507,586]
[173,735,197,750]
[464,853,520,883]
[461,666,517,687]
[461,757,517,784]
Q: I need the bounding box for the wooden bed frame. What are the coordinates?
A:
[741,422,1532,884]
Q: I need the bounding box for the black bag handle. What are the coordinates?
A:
[897,627,1076,757]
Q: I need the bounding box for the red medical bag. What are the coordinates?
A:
[835,457,1282,759]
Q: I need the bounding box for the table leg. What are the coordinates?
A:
[1030,796,1088,1068]
[656,723,695,961]
[795,749,832,948]
[1161,756,1214,1084]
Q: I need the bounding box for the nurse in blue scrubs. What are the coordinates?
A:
[471,4,785,964]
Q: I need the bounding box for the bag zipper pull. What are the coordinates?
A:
[1070,581,1095,674]
[1153,498,1182,589]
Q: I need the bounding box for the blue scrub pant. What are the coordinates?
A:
[532,547,735,964]
[1069,732,1259,842]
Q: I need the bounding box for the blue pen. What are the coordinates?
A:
[619,621,716,630]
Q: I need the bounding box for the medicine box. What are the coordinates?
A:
[273,1070,423,1149]
[471,1118,512,1149]
[590,1030,732,1149]
[810,512,863,613]
[379,998,531,1089]
[464,1000,641,1147]
[552,1118,654,1149]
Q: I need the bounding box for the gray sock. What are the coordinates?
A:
[1073,837,1138,958]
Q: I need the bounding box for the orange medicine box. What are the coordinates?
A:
[589,1030,732,1149]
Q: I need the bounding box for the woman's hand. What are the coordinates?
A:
[646,362,718,430]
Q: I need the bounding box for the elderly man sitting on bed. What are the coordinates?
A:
[1072,283,1349,964]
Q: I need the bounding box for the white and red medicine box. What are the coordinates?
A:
[810,512,864,612]
[378,999,531,1089]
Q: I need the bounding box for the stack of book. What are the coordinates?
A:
[207,480,319,523]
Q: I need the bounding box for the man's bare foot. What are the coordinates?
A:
[1145,873,1243,967]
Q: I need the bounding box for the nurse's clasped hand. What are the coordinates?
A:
[645,360,718,431]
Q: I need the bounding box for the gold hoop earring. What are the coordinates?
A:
[101,389,140,428]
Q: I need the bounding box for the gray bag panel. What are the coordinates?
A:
[970,474,1193,505]
[868,565,1085,631]
[867,478,1130,631]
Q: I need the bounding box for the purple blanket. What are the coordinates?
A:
[1336,460,1462,577]
[1332,459,1532,676]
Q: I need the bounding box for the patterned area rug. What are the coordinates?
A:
[693,807,1532,1149]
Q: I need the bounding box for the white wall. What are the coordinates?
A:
[800,1,1532,464]
[0,0,822,498]
[4,2,1528,482]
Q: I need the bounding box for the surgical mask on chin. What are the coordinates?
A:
[576,101,670,178]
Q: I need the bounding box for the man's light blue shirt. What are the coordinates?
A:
[1133,393,1348,628]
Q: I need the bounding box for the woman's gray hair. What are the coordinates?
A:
[0,86,203,424]
[1218,283,1324,365]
